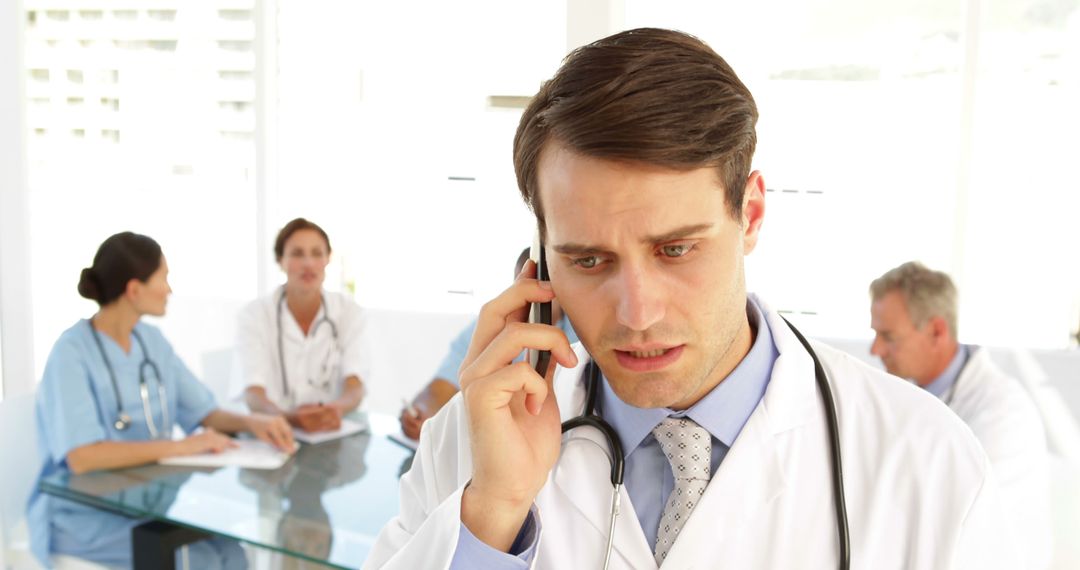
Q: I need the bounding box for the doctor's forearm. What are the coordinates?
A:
[243,386,286,416]
[330,376,365,414]
[200,409,252,434]
[66,440,183,474]
[414,378,459,413]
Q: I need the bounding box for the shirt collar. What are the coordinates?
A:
[277,286,328,335]
[598,296,778,457]
[924,344,969,400]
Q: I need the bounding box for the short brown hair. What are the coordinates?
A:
[513,28,758,234]
[870,261,959,340]
[274,218,331,262]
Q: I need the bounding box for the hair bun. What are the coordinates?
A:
[77,267,100,302]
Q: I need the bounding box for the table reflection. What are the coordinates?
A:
[240,433,371,566]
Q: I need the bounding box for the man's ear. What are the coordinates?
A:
[742,170,766,254]
[928,316,951,344]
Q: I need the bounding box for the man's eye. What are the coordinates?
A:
[573,256,600,269]
[660,244,692,258]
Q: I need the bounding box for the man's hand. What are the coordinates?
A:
[458,261,579,552]
[246,413,297,453]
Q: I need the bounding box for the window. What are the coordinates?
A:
[147,10,177,22]
[270,1,566,313]
[23,5,259,382]
[624,0,1079,348]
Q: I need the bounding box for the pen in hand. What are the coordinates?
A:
[402,398,420,419]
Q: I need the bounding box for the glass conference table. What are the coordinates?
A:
[39,414,415,569]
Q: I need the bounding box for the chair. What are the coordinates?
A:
[0,393,41,569]
[0,393,107,570]
[200,347,245,412]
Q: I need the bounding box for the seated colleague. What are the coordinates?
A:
[28,232,294,569]
[234,218,369,433]
[366,29,1019,569]
[399,248,579,440]
[870,261,1051,568]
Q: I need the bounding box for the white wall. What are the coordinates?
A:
[0,0,34,400]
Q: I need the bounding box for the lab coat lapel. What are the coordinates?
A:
[949,345,984,410]
[660,297,817,567]
[657,407,786,567]
[549,349,656,567]
[550,423,656,568]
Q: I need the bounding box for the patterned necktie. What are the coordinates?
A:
[651,416,713,566]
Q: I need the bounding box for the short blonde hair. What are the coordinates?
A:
[870,261,959,340]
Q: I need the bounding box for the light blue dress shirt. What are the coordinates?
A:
[450,298,777,567]
[923,344,970,402]
[27,319,244,569]
[435,315,580,387]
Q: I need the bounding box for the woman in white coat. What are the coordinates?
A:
[234,218,369,433]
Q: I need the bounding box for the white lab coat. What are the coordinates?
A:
[366,298,1021,569]
[232,287,371,409]
[948,346,1051,569]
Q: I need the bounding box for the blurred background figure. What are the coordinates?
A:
[233,218,370,433]
[29,231,295,569]
[870,261,1052,569]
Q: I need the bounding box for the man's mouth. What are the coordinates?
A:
[628,348,668,358]
[614,345,684,372]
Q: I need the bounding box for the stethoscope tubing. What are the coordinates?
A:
[782,318,850,570]
[276,289,340,398]
[942,347,974,407]
[87,319,170,439]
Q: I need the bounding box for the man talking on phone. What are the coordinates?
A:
[366,28,1020,569]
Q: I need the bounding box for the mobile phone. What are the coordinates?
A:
[528,230,552,377]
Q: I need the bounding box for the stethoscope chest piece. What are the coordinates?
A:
[114,414,132,431]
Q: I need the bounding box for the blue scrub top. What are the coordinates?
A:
[27,319,217,567]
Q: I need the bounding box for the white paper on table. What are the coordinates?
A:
[293,417,369,445]
[159,440,291,470]
[387,430,418,451]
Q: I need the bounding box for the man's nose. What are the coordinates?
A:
[870,335,886,358]
[614,264,666,332]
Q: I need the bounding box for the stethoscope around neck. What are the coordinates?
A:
[87,319,171,439]
[942,346,974,407]
[276,289,340,398]
[559,318,850,570]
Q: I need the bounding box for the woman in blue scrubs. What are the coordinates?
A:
[27,232,296,569]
